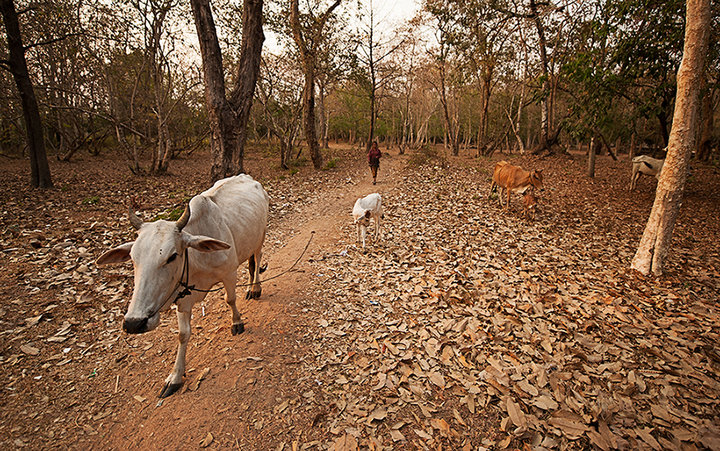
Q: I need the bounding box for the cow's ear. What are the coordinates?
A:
[96,242,134,265]
[184,234,231,252]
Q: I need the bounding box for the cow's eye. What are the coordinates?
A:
[166,253,178,264]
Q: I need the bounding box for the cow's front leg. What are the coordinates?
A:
[160,309,191,398]
[223,274,244,334]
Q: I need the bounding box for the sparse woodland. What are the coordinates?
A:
[1,0,720,449]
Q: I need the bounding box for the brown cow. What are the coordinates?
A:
[489,161,544,211]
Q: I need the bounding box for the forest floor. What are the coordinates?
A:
[0,143,719,450]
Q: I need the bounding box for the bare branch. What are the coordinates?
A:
[23,33,82,51]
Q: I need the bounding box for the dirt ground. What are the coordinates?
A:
[0,144,719,450]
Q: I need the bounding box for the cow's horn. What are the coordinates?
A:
[176,204,191,231]
[129,205,143,230]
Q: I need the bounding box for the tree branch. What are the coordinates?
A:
[24,33,82,51]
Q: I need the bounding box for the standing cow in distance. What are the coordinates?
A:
[96,174,269,398]
[352,193,383,250]
[630,155,664,190]
[489,161,544,212]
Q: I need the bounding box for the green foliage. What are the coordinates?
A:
[81,196,99,205]
[153,205,185,222]
[323,158,338,170]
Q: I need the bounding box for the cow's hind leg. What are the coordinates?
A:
[223,273,244,335]
[245,251,263,300]
[160,309,192,398]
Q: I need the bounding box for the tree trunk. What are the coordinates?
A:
[191,0,263,182]
[191,0,238,181]
[300,70,323,169]
[629,132,637,159]
[319,80,329,149]
[631,0,710,276]
[1,0,52,188]
[229,0,264,173]
[588,137,596,177]
[697,77,713,161]
[290,0,341,170]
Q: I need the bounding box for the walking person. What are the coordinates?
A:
[368,141,382,185]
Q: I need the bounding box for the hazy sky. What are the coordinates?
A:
[264,0,422,52]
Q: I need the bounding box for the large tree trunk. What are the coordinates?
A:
[1,0,53,188]
[191,0,238,181]
[191,0,263,181]
[229,0,264,172]
[631,0,710,276]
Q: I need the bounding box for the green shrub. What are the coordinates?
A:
[323,158,338,170]
[82,196,99,205]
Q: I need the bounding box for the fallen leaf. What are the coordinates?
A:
[199,432,213,448]
[20,344,39,356]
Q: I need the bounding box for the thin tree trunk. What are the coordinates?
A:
[631,0,710,276]
[588,137,596,177]
[1,0,52,188]
[290,0,341,170]
[697,77,713,161]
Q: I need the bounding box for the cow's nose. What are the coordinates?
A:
[123,317,149,334]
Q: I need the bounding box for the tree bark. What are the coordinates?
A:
[697,76,713,161]
[587,137,596,177]
[1,0,53,188]
[631,0,710,276]
[229,0,264,173]
[191,0,263,182]
[290,0,341,170]
[529,0,551,153]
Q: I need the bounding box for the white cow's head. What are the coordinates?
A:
[96,206,230,334]
[354,210,372,226]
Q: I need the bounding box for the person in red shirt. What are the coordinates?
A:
[368,141,382,185]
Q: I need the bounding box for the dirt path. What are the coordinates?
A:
[95,152,408,449]
[4,148,719,450]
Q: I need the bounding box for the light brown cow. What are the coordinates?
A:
[489,161,544,211]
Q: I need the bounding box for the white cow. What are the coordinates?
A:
[352,193,383,249]
[96,174,269,398]
[630,155,664,190]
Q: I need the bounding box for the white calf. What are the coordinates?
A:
[630,155,664,190]
[352,193,383,249]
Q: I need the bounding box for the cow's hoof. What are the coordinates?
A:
[159,382,183,398]
[231,323,245,335]
[245,290,261,300]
